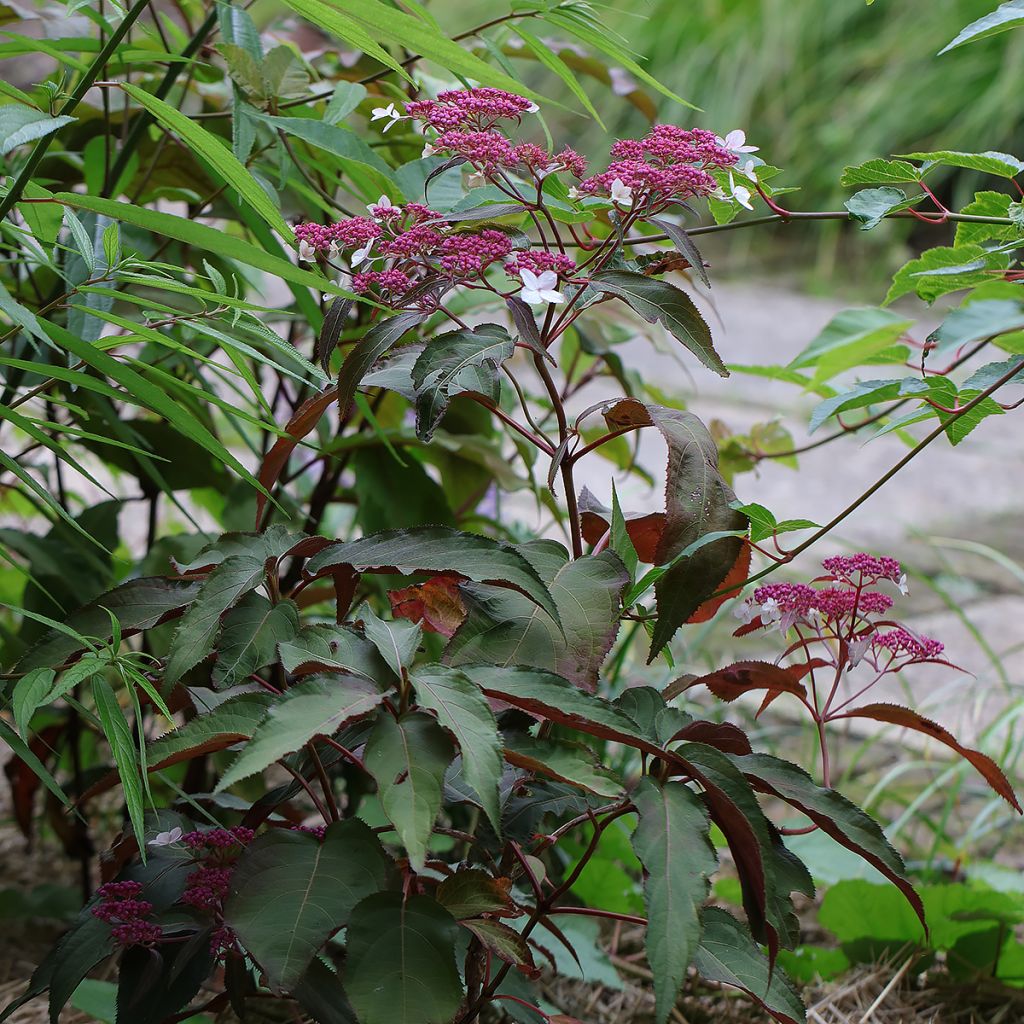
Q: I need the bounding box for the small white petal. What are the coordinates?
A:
[567,186,580,199]
[298,240,317,262]
[520,269,541,290]
[422,142,437,157]
[525,101,540,113]
[535,271,559,291]
[609,177,633,205]
[467,171,486,188]
[539,288,564,304]
[148,826,183,847]
[898,573,909,596]
[738,158,758,182]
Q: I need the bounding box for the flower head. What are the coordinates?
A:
[719,129,759,156]
[148,826,183,848]
[520,269,565,306]
[610,178,634,206]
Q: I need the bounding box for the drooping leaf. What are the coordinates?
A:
[339,311,426,415]
[590,271,725,376]
[292,957,360,1024]
[411,666,503,831]
[277,623,392,680]
[12,668,56,738]
[682,661,809,706]
[927,298,1024,354]
[225,819,388,988]
[344,893,464,1024]
[835,703,1020,811]
[940,0,1024,52]
[216,675,387,790]
[213,594,300,688]
[121,83,288,236]
[961,357,1024,391]
[503,736,624,798]
[305,527,560,626]
[411,324,515,440]
[317,297,354,373]
[444,550,628,691]
[115,938,212,1024]
[365,712,454,870]
[631,778,717,1024]
[462,919,538,976]
[732,753,925,928]
[807,376,945,433]
[693,908,806,1024]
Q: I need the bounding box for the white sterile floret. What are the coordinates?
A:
[148,826,183,848]
[370,102,404,132]
[718,129,759,155]
[728,172,754,211]
[609,178,634,206]
[519,269,565,306]
[297,240,317,262]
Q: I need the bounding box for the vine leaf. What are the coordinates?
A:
[631,778,717,1024]
[412,666,503,832]
[365,712,454,871]
[693,908,806,1024]
[215,675,386,791]
[835,703,1020,811]
[680,660,810,708]
[411,323,516,440]
[344,893,464,1024]
[590,271,725,376]
[306,527,561,627]
[225,820,387,989]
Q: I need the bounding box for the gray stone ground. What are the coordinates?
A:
[557,280,1024,751]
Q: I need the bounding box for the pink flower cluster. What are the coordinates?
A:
[438,230,512,275]
[352,269,412,295]
[876,628,945,660]
[91,881,162,947]
[182,826,254,850]
[821,553,903,585]
[407,87,536,130]
[294,218,382,257]
[182,866,234,910]
[505,250,577,279]
[576,125,736,206]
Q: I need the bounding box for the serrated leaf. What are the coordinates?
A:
[631,778,716,1024]
[886,245,1007,305]
[365,712,453,871]
[590,271,725,376]
[12,668,56,738]
[463,919,537,974]
[306,527,560,627]
[216,675,386,790]
[844,187,923,230]
[325,81,368,124]
[358,604,421,679]
[316,296,353,373]
[278,623,393,679]
[444,550,628,691]
[0,108,74,157]
[927,298,1024,354]
[165,556,266,685]
[839,158,922,187]
[411,324,515,440]
[214,594,299,688]
[225,820,388,989]
[808,376,942,433]
[693,908,805,1024]
[954,191,1020,247]
[411,666,503,831]
[504,735,623,798]
[338,310,425,414]
[790,307,913,379]
[344,893,464,1024]
[898,148,1024,178]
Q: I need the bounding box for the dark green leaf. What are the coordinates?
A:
[306,527,560,626]
[590,271,725,376]
[293,957,359,1024]
[631,778,717,1024]
[344,893,464,1024]
[213,594,299,688]
[436,869,514,920]
[216,675,387,790]
[411,324,515,440]
[412,666,503,831]
[338,311,426,414]
[225,820,388,988]
[115,939,212,1024]
[365,712,454,870]
[693,908,805,1024]
[504,735,623,798]
[357,604,421,679]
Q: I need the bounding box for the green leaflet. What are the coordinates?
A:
[216,675,387,790]
[411,665,503,831]
[365,712,454,871]
[344,893,464,1024]
[225,820,388,989]
[631,779,717,1024]
[213,594,300,688]
[940,0,1024,53]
